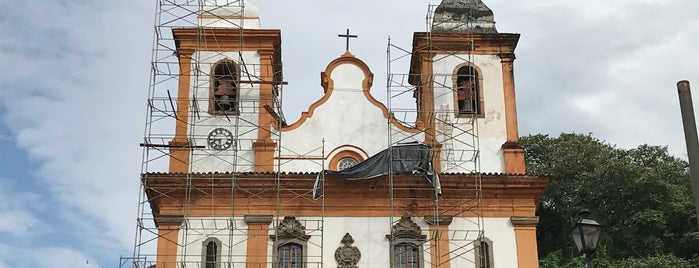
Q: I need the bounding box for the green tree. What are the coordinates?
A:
[520,133,698,266]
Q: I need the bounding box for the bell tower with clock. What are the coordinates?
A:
[168,0,283,174]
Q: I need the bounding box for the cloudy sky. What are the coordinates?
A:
[1,0,698,267]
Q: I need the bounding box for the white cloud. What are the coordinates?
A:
[0,178,40,236]
[0,0,151,261]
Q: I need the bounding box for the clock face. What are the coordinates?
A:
[207,128,234,151]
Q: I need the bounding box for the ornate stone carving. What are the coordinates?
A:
[271,216,310,241]
[389,216,427,240]
[335,233,361,268]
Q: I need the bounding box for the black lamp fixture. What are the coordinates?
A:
[571,209,603,268]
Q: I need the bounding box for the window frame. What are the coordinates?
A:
[277,242,303,268]
[393,242,422,268]
[453,63,485,117]
[474,237,494,268]
[386,216,426,268]
[209,59,240,115]
[329,150,364,171]
[271,216,310,268]
[201,237,222,268]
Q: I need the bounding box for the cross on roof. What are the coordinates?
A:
[338,29,358,51]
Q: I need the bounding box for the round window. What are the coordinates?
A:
[337,157,359,170]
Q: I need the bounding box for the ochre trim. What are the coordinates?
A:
[325,145,370,160]
[502,141,526,174]
[155,223,180,268]
[254,50,279,172]
[144,174,549,218]
[169,48,194,173]
[253,139,276,172]
[329,150,364,171]
[245,215,273,267]
[426,222,451,268]
[499,53,520,142]
[283,53,421,134]
[513,225,539,268]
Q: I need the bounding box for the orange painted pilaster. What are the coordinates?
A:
[502,142,526,174]
[244,215,273,268]
[155,216,183,268]
[511,216,540,268]
[424,216,453,268]
[254,51,277,172]
[169,49,194,173]
[499,53,520,142]
[420,55,443,172]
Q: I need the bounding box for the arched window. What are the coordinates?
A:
[278,243,303,268]
[475,237,494,268]
[386,216,426,268]
[455,65,481,115]
[211,60,239,114]
[271,216,310,268]
[201,237,221,268]
[394,243,420,268]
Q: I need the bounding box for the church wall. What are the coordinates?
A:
[450,217,519,268]
[432,54,507,173]
[279,63,423,172]
[189,51,261,173]
[177,217,249,267]
[172,216,520,267]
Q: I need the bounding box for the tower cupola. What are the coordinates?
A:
[432,0,497,33]
[199,0,261,28]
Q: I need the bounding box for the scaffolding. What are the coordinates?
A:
[123,1,325,267]
[125,1,490,268]
[386,3,484,267]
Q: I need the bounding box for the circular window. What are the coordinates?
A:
[337,157,359,170]
[330,150,364,171]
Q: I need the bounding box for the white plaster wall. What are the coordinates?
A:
[450,217,519,268]
[189,51,261,173]
[177,218,248,267]
[200,0,261,29]
[280,63,423,172]
[176,216,519,267]
[432,54,507,173]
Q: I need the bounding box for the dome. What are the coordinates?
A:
[432,0,498,33]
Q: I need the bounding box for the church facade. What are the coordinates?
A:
[134,0,549,268]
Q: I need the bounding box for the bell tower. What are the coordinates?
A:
[169,0,283,174]
[410,0,525,174]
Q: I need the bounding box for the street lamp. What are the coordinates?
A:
[571,209,603,268]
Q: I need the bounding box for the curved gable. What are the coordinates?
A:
[284,52,419,133]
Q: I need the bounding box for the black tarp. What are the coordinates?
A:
[313,142,441,199]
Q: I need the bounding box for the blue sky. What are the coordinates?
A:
[1,0,699,267]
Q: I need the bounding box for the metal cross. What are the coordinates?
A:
[338,29,358,51]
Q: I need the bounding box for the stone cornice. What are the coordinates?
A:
[154,215,184,227]
[510,216,539,227]
[244,215,273,225]
[423,215,454,226]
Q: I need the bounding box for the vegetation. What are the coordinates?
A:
[521,133,699,267]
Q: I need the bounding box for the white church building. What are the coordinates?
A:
[131,0,549,267]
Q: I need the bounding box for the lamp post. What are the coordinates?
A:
[571,209,603,268]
